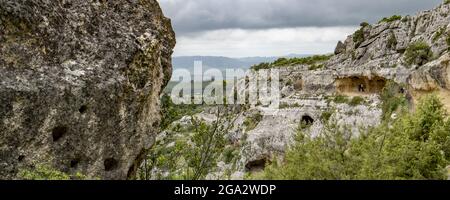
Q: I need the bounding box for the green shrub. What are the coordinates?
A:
[271,55,332,67]
[380,81,407,120]
[349,96,365,106]
[445,0,450,5]
[298,119,314,130]
[379,15,402,23]
[308,64,324,71]
[280,102,301,109]
[160,94,203,130]
[402,17,409,22]
[251,55,332,71]
[18,165,89,180]
[286,79,293,86]
[223,146,237,164]
[404,40,433,66]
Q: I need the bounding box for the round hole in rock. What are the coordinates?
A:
[104,158,118,171]
[301,115,314,125]
[52,126,67,142]
[79,105,88,114]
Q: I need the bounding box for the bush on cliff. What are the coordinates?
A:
[380,81,407,120]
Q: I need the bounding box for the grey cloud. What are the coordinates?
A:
[160,0,442,34]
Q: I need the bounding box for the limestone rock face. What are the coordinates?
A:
[0,0,175,179]
[230,2,450,177]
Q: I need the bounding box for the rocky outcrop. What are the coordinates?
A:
[140,2,450,180]
[0,0,175,179]
[235,2,450,177]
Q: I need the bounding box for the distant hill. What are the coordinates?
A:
[171,55,310,81]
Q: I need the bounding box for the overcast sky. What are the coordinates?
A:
[159,0,442,57]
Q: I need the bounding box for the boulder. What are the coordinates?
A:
[0,0,175,179]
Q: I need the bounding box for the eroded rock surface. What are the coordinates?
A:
[0,0,175,179]
[158,2,450,179]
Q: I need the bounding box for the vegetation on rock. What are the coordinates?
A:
[349,96,365,106]
[308,64,325,71]
[250,62,272,71]
[137,101,241,180]
[260,95,450,180]
[404,40,433,66]
[380,81,407,120]
[320,110,334,123]
[353,28,365,48]
[446,34,450,51]
[19,165,89,180]
[250,55,332,70]
[244,112,264,132]
[329,95,350,104]
[432,27,446,42]
[160,94,203,130]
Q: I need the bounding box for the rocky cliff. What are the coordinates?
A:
[0,0,175,179]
